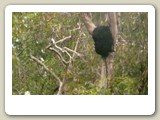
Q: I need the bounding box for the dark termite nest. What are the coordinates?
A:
[92,26,114,58]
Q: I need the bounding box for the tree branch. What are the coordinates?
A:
[30,54,61,83]
[55,36,71,44]
[107,12,119,51]
[63,46,82,57]
[81,13,96,34]
[49,47,70,65]
[46,25,82,94]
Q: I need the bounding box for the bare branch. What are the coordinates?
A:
[63,46,82,57]
[54,25,80,44]
[30,54,61,83]
[57,81,63,95]
[55,35,71,44]
[49,47,70,65]
[50,38,72,63]
[72,38,80,58]
[45,24,83,95]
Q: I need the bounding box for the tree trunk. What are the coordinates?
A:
[105,12,119,89]
[81,12,120,91]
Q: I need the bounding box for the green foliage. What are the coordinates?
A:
[12,12,148,95]
[112,76,139,95]
[113,12,148,95]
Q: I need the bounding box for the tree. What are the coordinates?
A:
[12,12,148,95]
[81,12,119,91]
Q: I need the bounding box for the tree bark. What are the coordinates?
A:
[81,13,96,34]
[106,12,119,89]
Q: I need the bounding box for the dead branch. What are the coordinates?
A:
[30,54,65,95]
[72,38,80,59]
[51,38,72,61]
[49,47,70,65]
[54,25,80,44]
[48,25,82,65]
[46,25,82,94]
[55,36,71,44]
[57,81,63,95]
[63,46,82,57]
[69,23,81,35]
[30,54,61,83]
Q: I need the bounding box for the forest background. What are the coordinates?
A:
[12,12,148,95]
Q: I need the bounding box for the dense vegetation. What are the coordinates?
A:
[12,12,148,95]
